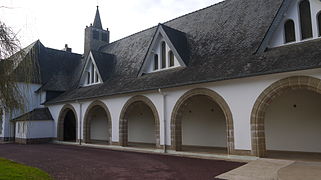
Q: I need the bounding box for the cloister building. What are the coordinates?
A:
[1,0,321,158]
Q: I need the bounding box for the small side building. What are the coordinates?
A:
[13,108,54,144]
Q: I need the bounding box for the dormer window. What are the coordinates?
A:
[284,20,296,43]
[269,0,321,48]
[80,52,103,87]
[142,39,185,74]
[85,62,100,85]
[91,63,95,83]
[95,72,99,83]
[138,24,188,76]
[299,0,312,40]
[161,41,166,69]
[169,50,174,67]
[87,71,90,84]
[146,40,183,73]
[154,54,159,70]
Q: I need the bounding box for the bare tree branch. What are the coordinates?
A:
[0,20,34,119]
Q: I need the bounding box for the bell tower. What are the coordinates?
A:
[84,6,110,54]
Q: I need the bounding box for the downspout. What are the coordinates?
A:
[76,100,82,145]
[158,89,167,153]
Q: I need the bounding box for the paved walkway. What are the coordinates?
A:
[217,158,321,180]
[0,144,244,180]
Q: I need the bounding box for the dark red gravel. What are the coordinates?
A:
[0,144,244,180]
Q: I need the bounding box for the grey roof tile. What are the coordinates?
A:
[91,51,116,82]
[15,40,83,92]
[12,108,53,121]
[40,0,320,104]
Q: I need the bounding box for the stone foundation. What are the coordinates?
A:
[15,138,53,144]
[0,137,14,142]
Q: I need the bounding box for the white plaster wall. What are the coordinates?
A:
[181,95,227,147]
[90,107,109,141]
[128,103,156,143]
[269,0,321,48]
[265,89,321,153]
[48,104,63,138]
[1,111,13,138]
[15,121,27,139]
[47,68,321,151]
[15,121,53,139]
[40,91,46,105]
[16,83,42,114]
[310,0,321,37]
[0,109,4,137]
[1,83,41,139]
[27,121,54,139]
[102,96,129,142]
[160,68,321,150]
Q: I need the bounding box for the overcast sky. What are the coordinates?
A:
[1,0,223,54]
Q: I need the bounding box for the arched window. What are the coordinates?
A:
[317,11,321,37]
[91,63,95,83]
[299,0,313,40]
[161,42,166,69]
[95,72,99,83]
[154,54,159,70]
[284,20,296,43]
[87,72,90,84]
[169,50,174,67]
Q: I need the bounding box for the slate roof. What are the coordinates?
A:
[12,108,53,121]
[161,24,190,65]
[16,40,83,92]
[90,51,116,82]
[42,0,321,104]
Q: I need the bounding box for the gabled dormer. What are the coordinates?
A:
[268,0,321,48]
[79,52,103,87]
[138,24,189,76]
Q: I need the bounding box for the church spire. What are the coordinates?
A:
[84,6,110,54]
[93,6,103,29]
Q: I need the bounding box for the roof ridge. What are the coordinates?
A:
[102,0,226,48]
[45,47,82,56]
[162,0,226,25]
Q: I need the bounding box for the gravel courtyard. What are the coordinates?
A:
[0,144,244,180]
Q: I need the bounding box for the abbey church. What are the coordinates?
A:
[1,0,321,158]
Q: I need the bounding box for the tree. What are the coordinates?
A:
[0,20,34,134]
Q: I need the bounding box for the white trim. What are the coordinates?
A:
[79,52,103,87]
[138,25,187,76]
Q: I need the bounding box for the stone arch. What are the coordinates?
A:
[83,100,112,144]
[171,88,235,154]
[57,104,78,141]
[251,76,321,157]
[119,95,160,148]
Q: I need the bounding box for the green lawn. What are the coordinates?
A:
[0,158,52,180]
